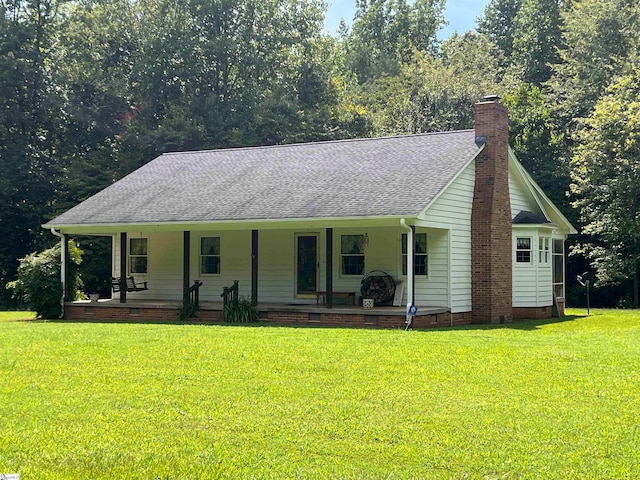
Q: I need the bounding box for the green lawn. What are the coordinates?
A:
[1,309,639,479]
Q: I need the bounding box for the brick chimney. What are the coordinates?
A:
[471,95,513,324]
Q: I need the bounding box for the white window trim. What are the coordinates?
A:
[128,236,149,275]
[339,233,366,277]
[516,236,533,264]
[199,235,221,276]
[539,237,550,265]
[401,232,429,278]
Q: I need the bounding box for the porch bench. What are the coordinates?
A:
[111,276,149,293]
[315,291,356,306]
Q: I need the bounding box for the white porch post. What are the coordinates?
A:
[400,219,414,324]
[50,228,66,317]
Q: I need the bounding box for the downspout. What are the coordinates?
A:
[400,219,413,328]
[50,228,65,319]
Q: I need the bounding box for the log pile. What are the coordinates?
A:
[360,271,396,305]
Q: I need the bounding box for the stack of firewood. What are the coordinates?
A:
[360,271,395,304]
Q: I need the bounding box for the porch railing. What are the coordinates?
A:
[182,280,203,319]
[221,280,239,309]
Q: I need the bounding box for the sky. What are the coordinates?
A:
[324,0,490,39]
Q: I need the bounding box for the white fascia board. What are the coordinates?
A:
[417,145,484,220]
[512,223,557,230]
[42,214,420,236]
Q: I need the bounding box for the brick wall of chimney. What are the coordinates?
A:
[471,97,513,324]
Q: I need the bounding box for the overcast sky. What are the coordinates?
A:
[324,0,490,39]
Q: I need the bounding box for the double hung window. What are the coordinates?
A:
[341,235,365,276]
[201,237,221,274]
[129,238,148,274]
[539,237,550,264]
[402,233,428,276]
[516,237,532,263]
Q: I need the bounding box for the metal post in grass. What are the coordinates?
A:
[577,272,590,315]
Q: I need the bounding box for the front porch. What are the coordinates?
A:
[64,298,471,329]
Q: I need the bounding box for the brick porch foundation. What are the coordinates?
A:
[64,304,473,329]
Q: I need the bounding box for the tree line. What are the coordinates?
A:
[1,0,639,307]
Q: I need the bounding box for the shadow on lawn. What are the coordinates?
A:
[31,313,590,331]
[445,314,587,332]
[37,317,266,327]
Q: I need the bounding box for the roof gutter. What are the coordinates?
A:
[50,228,65,319]
[400,219,414,329]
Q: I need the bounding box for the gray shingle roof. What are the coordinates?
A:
[46,130,480,227]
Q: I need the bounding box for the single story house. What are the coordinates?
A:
[44,96,576,327]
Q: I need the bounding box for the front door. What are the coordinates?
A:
[296,235,318,296]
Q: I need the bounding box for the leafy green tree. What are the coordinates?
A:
[361,34,501,136]
[570,70,640,306]
[509,0,562,86]
[550,0,639,126]
[477,0,522,71]
[343,0,445,84]
[440,32,503,89]
[111,0,343,153]
[54,0,351,176]
[0,0,64,307]
[502,83,568,211]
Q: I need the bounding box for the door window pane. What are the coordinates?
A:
[297,236,317,294]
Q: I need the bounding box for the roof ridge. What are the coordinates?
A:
[161,129,475,157]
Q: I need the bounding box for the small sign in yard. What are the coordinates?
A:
[0,474,20,480]
[405,304,419,330]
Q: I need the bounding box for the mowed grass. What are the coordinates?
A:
[1,310,639,479]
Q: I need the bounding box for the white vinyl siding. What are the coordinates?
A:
[512,228,555,308]
[509,160,545,220]
[259,230,298,303]
[421,160,475,313]
[509,155,565,309]
[412,229,449,308]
